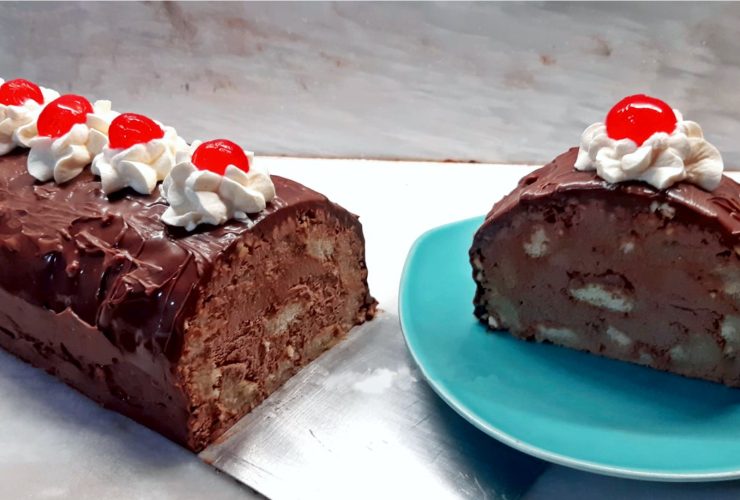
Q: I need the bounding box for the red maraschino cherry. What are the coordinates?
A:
[0,79,44,106]
[191,139,250,175]
[605,94,677,146]
[37,94,93,138]
[108,113,164,150]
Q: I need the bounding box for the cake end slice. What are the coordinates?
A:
[470,148,740,387]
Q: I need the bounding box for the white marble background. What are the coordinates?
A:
[1,2,740,166]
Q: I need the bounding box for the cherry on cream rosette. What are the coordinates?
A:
[91,113,187,195]
[0,78,60,155]
[574,94,723,191]
[27,94,119,184]
[160,139,276,231]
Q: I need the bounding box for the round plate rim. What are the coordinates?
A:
[398,216,740,482]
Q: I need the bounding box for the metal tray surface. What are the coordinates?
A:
[200,314,546,500]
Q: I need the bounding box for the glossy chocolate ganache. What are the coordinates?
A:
[487,148,740,242]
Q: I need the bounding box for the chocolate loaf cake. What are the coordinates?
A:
[0,149,375,451]
[470,95,740,386]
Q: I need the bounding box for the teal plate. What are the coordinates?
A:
[399,216,740,481]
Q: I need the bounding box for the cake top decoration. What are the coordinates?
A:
[574,94,723,192]
[0,79,44,106]
[605,94,677,146]
[160,139,275,231]
[36,94,93,138]
[3,77,278,232]
[27,96,118,184]
[108,112,164,149]
[191,139,251,175]
[0,78,60,156]
[91,112,186,195]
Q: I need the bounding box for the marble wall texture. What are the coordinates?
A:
[2,2,740,165]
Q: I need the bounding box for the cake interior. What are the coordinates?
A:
[179,207,375,450]
[472,193,740,386]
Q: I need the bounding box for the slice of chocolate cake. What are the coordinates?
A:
[470,94,740,386]
[0,149,375,451]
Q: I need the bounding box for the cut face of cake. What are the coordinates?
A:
[470,94,740,387]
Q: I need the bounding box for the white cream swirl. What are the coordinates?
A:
[27,100,119,184]
[0,86,60,156]
[91,125,188,195]
[574,110,723,191]
[160,142,276,231]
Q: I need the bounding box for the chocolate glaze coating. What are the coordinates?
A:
[484,147,740,244]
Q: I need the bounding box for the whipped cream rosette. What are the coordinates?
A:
[92,113,188,195]
[0,79,60,155]
[574,94,723,191]
[27,95,119,184]
[161,139,276,231]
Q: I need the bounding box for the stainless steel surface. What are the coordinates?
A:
[200,313,546,500]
